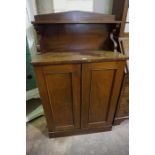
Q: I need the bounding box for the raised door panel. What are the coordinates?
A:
[34,64,81,132]
[81,61,125,129]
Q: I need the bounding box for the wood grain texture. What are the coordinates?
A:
[88,69,115,123]
[32,50,128,66]
[34,66,55,132]
[34,64,81,132]
[119,0,129,37]
[33,60,126,137]
[31,11,128,137]
[33,24,116,53]
[112,0,129,37]
[114,73,129,124]
[32,11,120,24]
[81,61,126,129]
[119,37,129,72]
[49,125,112,138]
[119,38,129,55]
[114,37,129,124]
[32,11,121,53]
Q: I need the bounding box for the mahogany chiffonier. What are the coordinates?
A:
[31,11,128,138]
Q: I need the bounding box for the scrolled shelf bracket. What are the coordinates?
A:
[110,24,120,52]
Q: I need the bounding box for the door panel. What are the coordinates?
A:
[88,69,116,124]
[45,73,74,129]
[81,62,125,129]
[35,64,81,132]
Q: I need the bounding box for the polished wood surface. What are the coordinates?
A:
[119,37,129,72]
[34,24,115,52]
[116,73,129,116]
[33,24,117,53]
[32,50,128,65]
[32,11,120,24]
[34,64,81,132]
[32,11,121,53]
[49,125,112,138]
[112,0,129,37]
[119,38,129,55]
[114,74,129,124]
[114,37,129,125]
[32,11,128,137]
[81,61,125,129]
[34,61,126,137]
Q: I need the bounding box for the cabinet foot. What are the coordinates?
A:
[113,116,129,125]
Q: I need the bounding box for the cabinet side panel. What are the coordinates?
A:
[115,73,129,122]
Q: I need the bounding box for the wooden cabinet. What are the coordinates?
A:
[33,53,127,137]
[31,11,128,137]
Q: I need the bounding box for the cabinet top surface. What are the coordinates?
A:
[32,50,128,66]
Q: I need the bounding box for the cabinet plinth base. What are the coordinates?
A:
[113,116,129,125]
[48,125,112,138]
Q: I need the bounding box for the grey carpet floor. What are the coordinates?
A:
[26,116,129,155]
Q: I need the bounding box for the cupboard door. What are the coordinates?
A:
[81,61,125,129]
[34,64,81,132]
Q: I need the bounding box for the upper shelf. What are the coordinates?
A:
[32,11,121,24]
